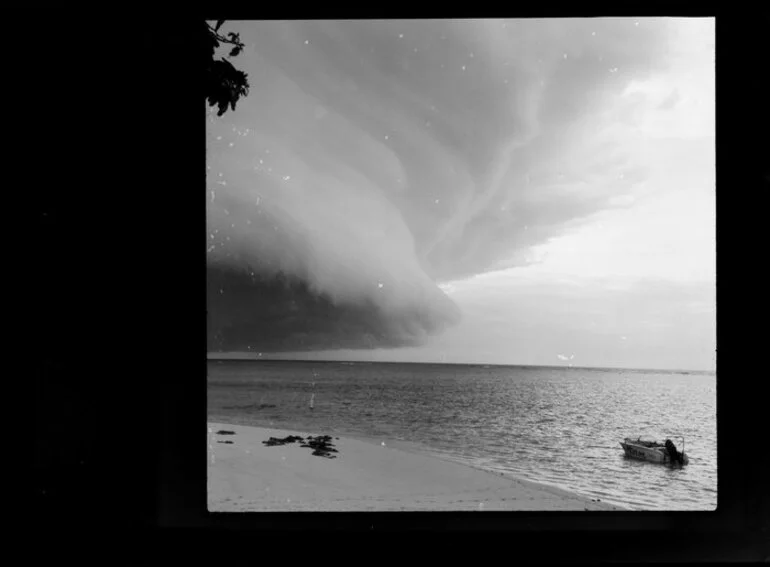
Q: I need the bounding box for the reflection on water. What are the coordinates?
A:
[208,360,716,510]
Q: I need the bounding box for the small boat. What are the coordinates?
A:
[620,436,689,466]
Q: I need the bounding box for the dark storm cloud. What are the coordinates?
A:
[206,18,674,352]
[207,265,459,351]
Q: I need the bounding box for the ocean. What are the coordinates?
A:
[207,359,716,511]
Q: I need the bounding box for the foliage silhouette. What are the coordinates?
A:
[205,21,250,116]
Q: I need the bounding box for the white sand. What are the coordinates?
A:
[208,422,624,511]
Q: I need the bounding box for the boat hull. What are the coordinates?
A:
[620,440,689,465]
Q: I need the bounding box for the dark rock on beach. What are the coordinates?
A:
[303,435,338,458]
[262,435,306,447]
[262,433,339,458]
[216,430,236,435]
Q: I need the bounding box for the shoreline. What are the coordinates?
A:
[208,421,627,511]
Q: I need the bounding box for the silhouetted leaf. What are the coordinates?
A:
[205,21,250,117]
[215,58,237,73]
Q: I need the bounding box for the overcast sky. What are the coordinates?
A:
[206,18,715,371]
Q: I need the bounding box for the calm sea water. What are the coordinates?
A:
[207,360,716,510]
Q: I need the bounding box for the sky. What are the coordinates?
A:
[206,18,715,371]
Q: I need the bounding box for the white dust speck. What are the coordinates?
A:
[304,40,309,45]
[216,136,222,141]
[378,283,384,289]
[398,33,404,38]
[461,65,466,71]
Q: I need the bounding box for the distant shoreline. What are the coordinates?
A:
[206,355,716,376]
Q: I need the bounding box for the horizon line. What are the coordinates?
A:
[206,353,716,375]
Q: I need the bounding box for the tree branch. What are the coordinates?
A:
[205,23,245,46]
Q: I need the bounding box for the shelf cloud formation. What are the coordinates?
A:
[206,19,685,353]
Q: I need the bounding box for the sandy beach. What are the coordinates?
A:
[208,422,624,511]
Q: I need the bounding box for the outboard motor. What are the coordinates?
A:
[664,438,684,466]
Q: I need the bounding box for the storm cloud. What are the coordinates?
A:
[206,18,677,352]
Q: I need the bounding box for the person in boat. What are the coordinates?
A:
[664,439,684,466]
